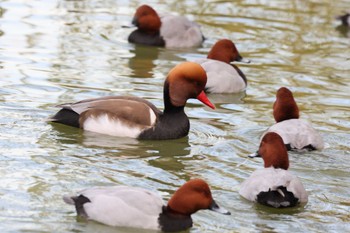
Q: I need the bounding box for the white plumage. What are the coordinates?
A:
[82,114,144,138]
[263,119,324,150]
[239,167,308,203]
[195,59,246,93]
[64,186,164,230]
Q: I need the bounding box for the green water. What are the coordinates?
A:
[0,0,349,232]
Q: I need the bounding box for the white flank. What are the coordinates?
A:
[263,119,324,150]
[73,186,164,230]
[83,114,142,138]
[239,167,308,203]
[195,59,246,93]
[149,108,157,125]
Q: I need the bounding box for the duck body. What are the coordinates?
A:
[239,167,308,208]
[194,39,248,93]
[49,62,214,140]
[159,15,203,48]
[263,119,324,151]
[260,87,323,151]
[63,179,230,232]
[128,5,203,48]
[51,96,189,140]
[195,58,246,93]
[242,132,308,208]
[64,186,164,230]
[337,13,350,27]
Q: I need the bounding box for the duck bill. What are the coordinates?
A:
[209,200,231,215]
[233,54,251,64]
[197,91,215,109]
[248,151,261,158]
[131,17,139,26]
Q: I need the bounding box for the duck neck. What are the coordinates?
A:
[163,81,186,114]
[158,206,193,232]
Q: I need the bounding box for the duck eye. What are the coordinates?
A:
[193,81,201,87]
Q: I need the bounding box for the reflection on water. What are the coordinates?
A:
[128,44,161,78]
[0,0,350,232]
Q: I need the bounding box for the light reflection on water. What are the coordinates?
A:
[0,0,350,232]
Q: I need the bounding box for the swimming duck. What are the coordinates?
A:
[63,178,230,231]
[337,12,350,27]
[260,87,324,151]
[240,132,308,208]
[48,62,215,140]
[195,39,249,93]
[128,5,204,48]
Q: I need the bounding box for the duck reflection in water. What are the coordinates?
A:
[128,44,161,78]
[82,130,191,172]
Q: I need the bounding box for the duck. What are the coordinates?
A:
[48,62,215,140]
[336,12,350,27]
[240,132,308,208]
[63,178,230,232]
[195,39,250,93]
[259,87,324,151]
[128,5,204,48]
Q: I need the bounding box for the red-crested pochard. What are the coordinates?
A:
[49,62,215,140]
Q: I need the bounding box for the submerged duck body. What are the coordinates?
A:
[194,39,248,93]
[48,62,215,140]
[240,132,308,208]
[262,87,323,151]
[128,5,204,48]
[63,179,230,232]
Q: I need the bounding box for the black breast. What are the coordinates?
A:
[128,30,165,47]
[158,206,192,232]
[138,110,190,140]
[72,194,91,218]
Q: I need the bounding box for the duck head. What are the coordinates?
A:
[132,5,161,34]
[258,132,289,170]
[164,62,215,110]
[273,87,299,123]
[207,39,250,64]
[167,179,230,216]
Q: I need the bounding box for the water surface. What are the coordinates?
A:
[1,0,350,232]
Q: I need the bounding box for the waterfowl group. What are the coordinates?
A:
[52,3,331,232]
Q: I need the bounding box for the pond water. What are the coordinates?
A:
[1,0,350,232]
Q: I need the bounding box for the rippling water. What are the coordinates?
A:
[1,0,350,232]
